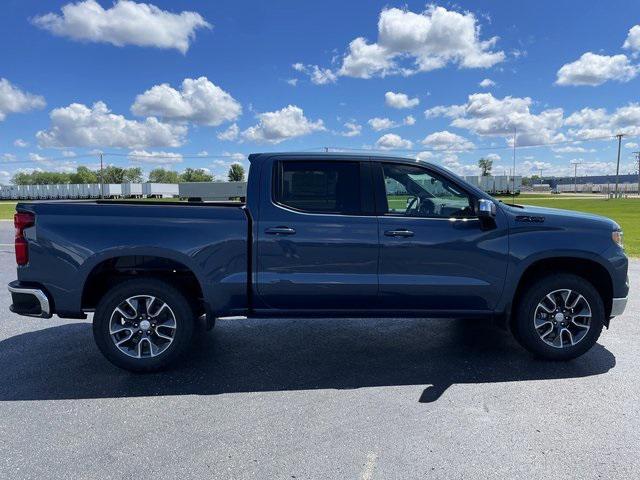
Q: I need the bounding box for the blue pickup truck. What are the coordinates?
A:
[8,153,629,371]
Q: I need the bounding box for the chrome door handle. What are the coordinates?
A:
[265,226,296,235]
[384,229,414,237]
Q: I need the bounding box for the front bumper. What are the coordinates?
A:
[8,281,52,318]
[610,297,628,317]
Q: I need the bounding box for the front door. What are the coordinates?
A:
[255,159,378,311]
[375,162,509,313]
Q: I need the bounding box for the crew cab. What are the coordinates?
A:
[8,153,629,371]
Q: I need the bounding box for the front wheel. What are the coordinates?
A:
[513,274,605,361]
[93,278,196,372]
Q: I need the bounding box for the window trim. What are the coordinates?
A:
[373,161,480,220]
[271,160,371,217]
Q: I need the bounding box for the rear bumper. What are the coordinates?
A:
[610,296,628,317]
[8,281,52,318]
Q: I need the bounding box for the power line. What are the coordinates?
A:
[3,133,639,167]
[322,133,622,154]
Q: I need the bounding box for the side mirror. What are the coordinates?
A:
[477,199,496,218]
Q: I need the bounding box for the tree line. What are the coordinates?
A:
[12,165,245,185]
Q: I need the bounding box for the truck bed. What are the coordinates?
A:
[15,200,250,317]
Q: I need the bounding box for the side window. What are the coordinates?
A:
[275,161,361,215]
[382,163,475,218]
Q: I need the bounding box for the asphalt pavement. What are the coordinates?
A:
[0,220,638,479]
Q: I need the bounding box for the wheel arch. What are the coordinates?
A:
[509,256,614,329]
[81,251,206,313]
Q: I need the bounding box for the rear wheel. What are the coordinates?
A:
[513,274,605,361]
[93,278,196,372]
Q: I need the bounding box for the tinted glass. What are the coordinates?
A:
[276,161,361,214]
[382,163,474,218]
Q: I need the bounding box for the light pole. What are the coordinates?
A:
[634,151,640,197]
[614,134,623,198]
[99,152,104,199]
[571,161,581,194]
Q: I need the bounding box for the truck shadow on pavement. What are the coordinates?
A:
[0,317,616,403]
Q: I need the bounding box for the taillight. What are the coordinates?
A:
[14,211,34,266]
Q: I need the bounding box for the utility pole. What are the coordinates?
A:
[634,151,640,197]
[539,168,543,185]
[614,134,623,198]
[99,152,104,199]
[571,161,582,194]
[512,127,516,200]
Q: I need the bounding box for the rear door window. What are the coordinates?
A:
[274,161,361,215]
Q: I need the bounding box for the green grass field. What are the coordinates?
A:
[0,202,17,220]
[2,196,638,255]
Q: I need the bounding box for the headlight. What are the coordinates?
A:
[612,230,624,248]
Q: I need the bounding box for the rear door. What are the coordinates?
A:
[374,161,509,314]
[255,159,378,311]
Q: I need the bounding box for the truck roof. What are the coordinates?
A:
[248,151,429,164]
[248,152,492,200]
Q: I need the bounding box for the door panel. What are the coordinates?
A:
[378,216,508,310]
[375,162,508,312]
[256,160,378,310]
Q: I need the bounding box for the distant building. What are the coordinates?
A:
[545,174,637,188]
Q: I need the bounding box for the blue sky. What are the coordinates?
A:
[1,0,640,182]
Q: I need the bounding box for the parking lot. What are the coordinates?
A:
[0,220,637,480]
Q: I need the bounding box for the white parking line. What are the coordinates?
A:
[360,452,378,480]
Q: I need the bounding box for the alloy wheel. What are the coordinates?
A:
[533,289,592,348]
[109,295,177,358]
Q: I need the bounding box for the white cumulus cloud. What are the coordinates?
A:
[426,93,565,146]
[375,133,413,150]
[128,150,183,164]
[217,123,239,141]
[32,0,211,53]
[385,91,419,109]
[479,78,495,88]
[299,6,504,82]
[623,25,640,54]
[565,104,640,139]
[555,52,638,86]
[403,115,416,126]
[0,78,46,121]
[422,131,474,151]
[36,101,187,148]
[131,77,241,126]
[292,63,337,85]
[368,117,398,131]
[13,139,29,148]
[340,122,362,137]
[242,105,325,144]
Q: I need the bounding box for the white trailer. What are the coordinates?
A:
[87,184,101,198]
[142,183,179,198]
[178,182,247,201]
[67,184,80,199]
[122,183,143,198]
[102,184,122,198]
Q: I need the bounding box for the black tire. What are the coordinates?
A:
[513,274,605,361]
[93,278,196,372]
